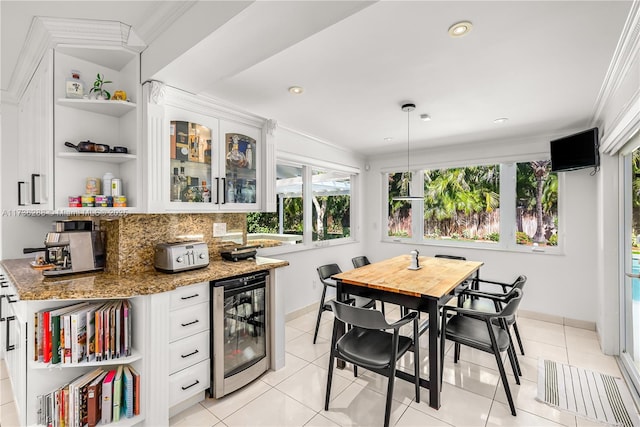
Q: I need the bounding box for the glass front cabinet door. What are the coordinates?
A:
[166,107,261,211]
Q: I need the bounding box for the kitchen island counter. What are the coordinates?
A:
[0,257,289,300]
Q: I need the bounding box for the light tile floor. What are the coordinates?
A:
[0,305,635,426]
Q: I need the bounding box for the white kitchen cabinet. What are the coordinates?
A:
[144,83,275,213]
[16,50,54,210]
[8,18,144,214]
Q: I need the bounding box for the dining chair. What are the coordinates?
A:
[325,300,420,427]
[314,263,376,344]
[351,256,385,315]
[441,288,523,416]
[460,275,527,356]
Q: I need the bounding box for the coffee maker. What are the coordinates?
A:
[25,220,106,276]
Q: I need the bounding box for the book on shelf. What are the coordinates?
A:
[128,365,141,416]
[110,302,117,360]
[87,370,107,427]
[70,368,103,427]
[115,300,122,358]
[43,309,51,363]
[33,311,39,362]
[124,299,132,357]
[112,365,123,422]
[122,365,134,418]
[48,302,89,365]
[101,369,116,424]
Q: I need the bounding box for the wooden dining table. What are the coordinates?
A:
[332,254,483,409]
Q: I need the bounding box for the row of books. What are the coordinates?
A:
[34,300,132,365]
[37,364,140,427]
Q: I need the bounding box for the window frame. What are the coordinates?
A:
[256,153,359,256]
[381,157,563,254]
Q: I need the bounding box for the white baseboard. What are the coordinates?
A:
[518,309,596,331]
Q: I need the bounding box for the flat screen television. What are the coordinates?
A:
[550,127,599,172]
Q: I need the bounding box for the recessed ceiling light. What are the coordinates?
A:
[448,21,473,37]
[384,137,393,142]
[420,114,431,122]
[493,117,509,124]
[288,86,304,95]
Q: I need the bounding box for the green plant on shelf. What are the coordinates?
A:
[90,73,112,100]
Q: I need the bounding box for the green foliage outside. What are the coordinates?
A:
[516,231,532,245]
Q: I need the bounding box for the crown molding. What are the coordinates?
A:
[591,1,640,129]
[5,17,146,104]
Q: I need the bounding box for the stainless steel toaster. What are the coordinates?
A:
[154,241,209,273]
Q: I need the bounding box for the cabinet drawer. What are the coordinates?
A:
[169,330,209,374]
[170,282,209,310]
[169,359,209,407]
[169,301,209,342]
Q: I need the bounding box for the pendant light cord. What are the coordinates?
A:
[407,106,410,177]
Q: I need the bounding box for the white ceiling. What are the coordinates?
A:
[1,1,633,157]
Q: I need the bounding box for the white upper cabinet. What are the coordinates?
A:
[9,17,145,214]
[143,83,275,213]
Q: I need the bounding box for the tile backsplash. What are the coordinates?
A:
[101,213,246,274]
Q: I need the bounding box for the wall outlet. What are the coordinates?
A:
[213,222,227,237]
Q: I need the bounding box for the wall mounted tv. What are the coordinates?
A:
[550,127,600,172]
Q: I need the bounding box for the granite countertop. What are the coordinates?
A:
[0,257,289,301]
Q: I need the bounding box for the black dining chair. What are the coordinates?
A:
[459,275,528,356]
[314,263,376,344]
[351,256,385,315]
[441,288,523,416]
[325,300,420,427]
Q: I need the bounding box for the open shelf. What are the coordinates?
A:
[57,98,136,117]
[29,351,143,370]
[58,152,137,164]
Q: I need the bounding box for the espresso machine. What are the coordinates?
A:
[24,220,106,276]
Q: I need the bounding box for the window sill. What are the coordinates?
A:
[256,237,357,256]
[380,237,564,256]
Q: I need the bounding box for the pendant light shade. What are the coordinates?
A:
[393,103,423,201]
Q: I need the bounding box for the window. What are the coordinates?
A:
[388,172,412,238]
[515,161,558,247]
[384,159,559,251]
[312,168,352,241]
[249,159,357,251]
[247,164,303,247]
[423,165,500,243]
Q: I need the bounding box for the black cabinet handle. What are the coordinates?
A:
[0,295,5,321]
[215,177,220,205]
[7,295,17,304]
[31,174,41,205]
[18,181,26,206]
[222,177,226,204]
[181,319,199,327]
[1,281,8,288]
[6,315,15,351]
[180,293,199,300]
[181,379,199,390]
[181,349,199,358]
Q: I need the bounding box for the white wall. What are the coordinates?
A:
[363,135,600,324]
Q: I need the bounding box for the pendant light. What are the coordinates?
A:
[393,103,423,201]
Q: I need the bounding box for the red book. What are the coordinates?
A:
[43,310,51,362]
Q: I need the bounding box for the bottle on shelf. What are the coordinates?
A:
[65,69,85,99]
[178,166,187,202]
[102,172,114,196]
[202,181,211,203]
[227,180,235,203]
[245,144,253,170]
[171,168,181,201]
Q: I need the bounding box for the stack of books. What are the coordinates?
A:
[36,364,141,427]
[33,300,133,365]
